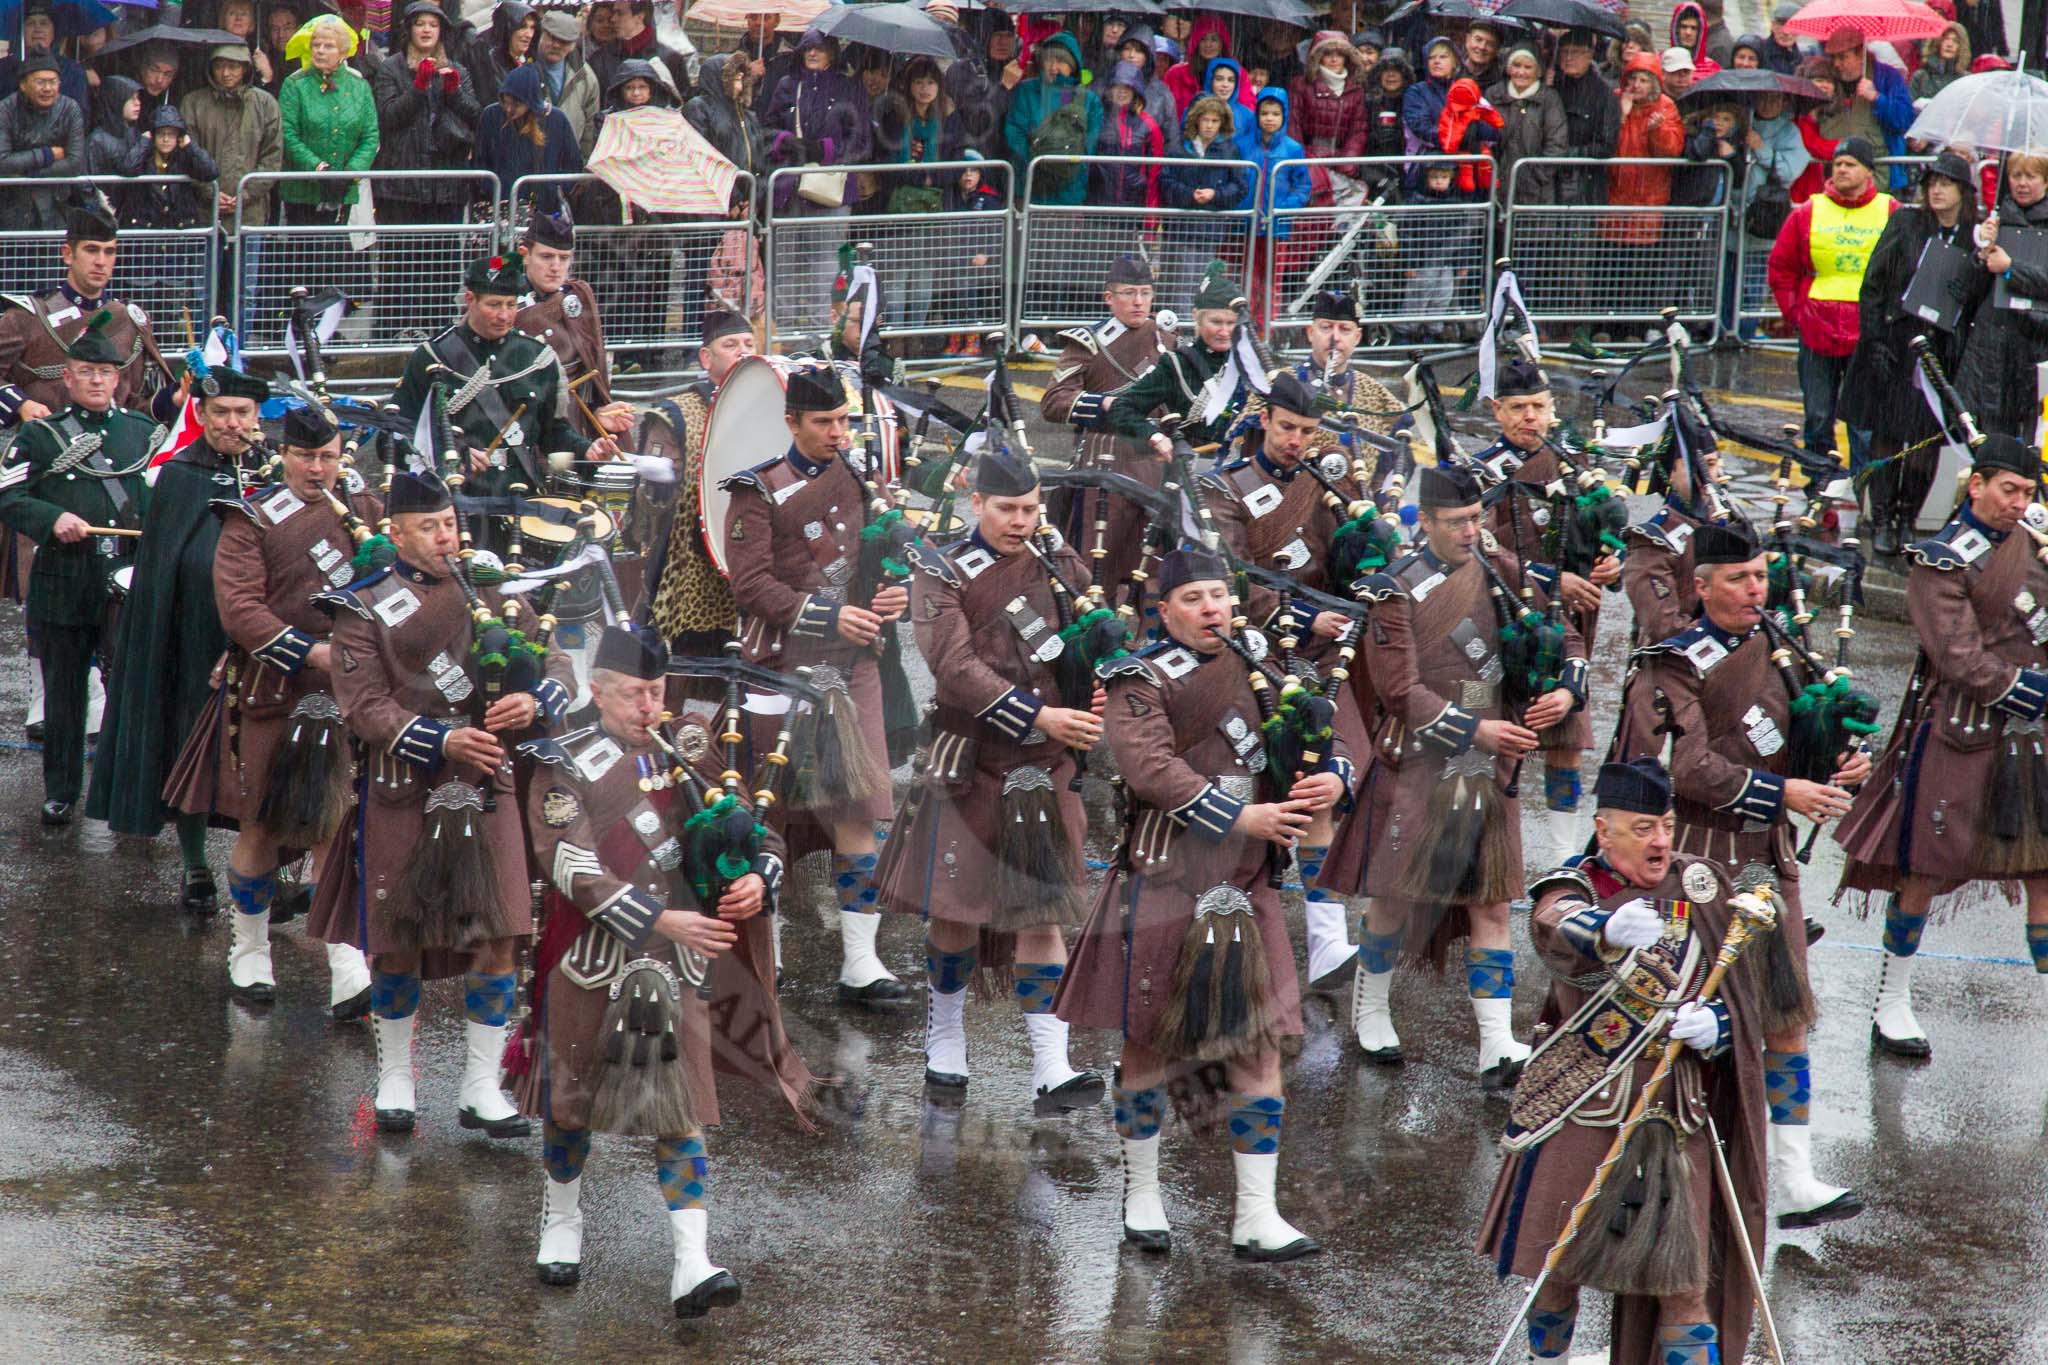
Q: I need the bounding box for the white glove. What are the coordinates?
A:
[1601,897,1660,952]
[633,453,677,485]
[1670,1001,1720,1053]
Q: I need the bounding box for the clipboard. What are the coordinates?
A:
[1901,236,1972,331]
[1992,226,2048,312]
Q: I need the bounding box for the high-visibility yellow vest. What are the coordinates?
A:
[1808,192,1894,302]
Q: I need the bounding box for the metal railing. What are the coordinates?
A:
[1016,155,1260,336]
[233,170,502,358]
[509,171,754,375]
[1503,157,1730,328]
[763,161,1013,355]
[0,175,219,328]
[1262,156,1495,347]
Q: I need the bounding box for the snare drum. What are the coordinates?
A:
[517,496,615,623]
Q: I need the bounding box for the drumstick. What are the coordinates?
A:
[85,526,141,537]
[482,402,530,460]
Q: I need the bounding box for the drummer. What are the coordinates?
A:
[517,205,634,445]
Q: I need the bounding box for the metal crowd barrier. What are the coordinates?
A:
[508,171,754,377]
[0,175,218,329]
[1503,157,1730,329]
[1263,156,1495,348]
[1016,155,1259,337]
[763,161,1012,354]
[233,170,502,359]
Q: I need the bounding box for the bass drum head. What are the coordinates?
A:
[699,355,796,578]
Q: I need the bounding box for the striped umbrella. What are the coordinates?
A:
[586,106,741,219]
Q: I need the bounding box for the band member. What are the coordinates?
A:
[1348,463,1585,1082]
[516,205,634,444]
[88,365,271,913]
[1230,289,1405,462]
[0,196,176,426]
[1478,758,1768,1365]
[391,254,618,511]
[877,446,1104,1110]
[1621,429,1729,649]
[1838,434,2048,1059]
[1057,546,1351,1261]
[719,364,909,1006]
[1099,262,1256,459]
[0,315,154,823]
[1617,520,1865,1230]
[1472,359,1619,812]
[636,310,755,661]
[304,470,572,1138]
[514,626,815,1317]
[1205,371,1376,992]
[1042,254,1170,598]
[161,404,378,1017]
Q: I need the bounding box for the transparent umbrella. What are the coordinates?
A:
[1907,65,2048,156]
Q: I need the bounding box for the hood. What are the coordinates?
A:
[95,74,140,134]
[1250,83,1290,140]
[1305,31,1363,77]
[1923,21,1971,70]
[1445,76,1481,110]
[1623,51,1665,91]
[1036,30,1082,82]
[1185,13,1231,62]
[795,29,838,61]
[1669,1,1707,56]
[1203,55,1246,102]
[1109,60,1147,98]
[696,52,740,113]
[606,56,677,107]
[1420,34,1456,81]
[490,0,533,53]
[502,61,548,111]
[1376,50,1414,87]
[1731,33,1768,65]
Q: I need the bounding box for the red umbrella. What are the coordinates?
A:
[1782,0,1947,45]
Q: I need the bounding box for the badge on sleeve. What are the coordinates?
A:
[563,291,583,319]
[542,788,581,827]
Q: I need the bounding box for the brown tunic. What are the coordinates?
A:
[516,280,612,441]
[1326,540,1586,906]
[1041,317,1169,602]
[1482,440,1598,755]
[1838,518,2048,893]
[303,562,571,977]
[163,483,383,827]
[0,289,170,420]
[875,531,1089,928]
[722,449,894,843]
[1476,855,1766,1365]
[514,718,811,1132]
[1057,637,1349,1048]
[1620,503,1706,649]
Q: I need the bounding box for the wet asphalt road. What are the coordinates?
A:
[4,354,2048,1364]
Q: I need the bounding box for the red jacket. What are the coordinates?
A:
[1766,180,1897,356]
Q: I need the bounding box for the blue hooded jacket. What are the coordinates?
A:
[1202,55,1251,141]
[1238,86,1308,240]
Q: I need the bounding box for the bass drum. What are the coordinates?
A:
[699,355,902,578]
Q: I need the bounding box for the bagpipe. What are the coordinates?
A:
[1474,545,1570,790]
[1756,606,1880,868]
[1297,439,1411,585]
[1226,553,1368,785]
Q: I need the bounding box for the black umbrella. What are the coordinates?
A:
[1497,0,1626,39]
[808,4,956,61]
[1678,67,1827,105]
[1395,0,1533,27]
[99,23,244,53]
[995,0,1165,11]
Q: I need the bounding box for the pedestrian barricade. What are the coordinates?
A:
[233,170,502,361]
[1262,156,1495,349]
[0,176,218,334]
[1503,158,1729,330]
[1016,155,1260,339]
[508,172,755,378]
[763,161,1011,356]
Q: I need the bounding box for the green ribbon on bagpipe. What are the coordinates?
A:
[859,507,912,582]
[683,793,767,906]
[1499,601,1569,706]
[352,533,396,574]
[1260,677,1337,783]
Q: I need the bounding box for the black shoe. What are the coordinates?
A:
[1778,1189,1865,1230]
[1232,1234,1322,1263]
[271,882,311,926]
[836,977,912,1007]
[1359,1042,1406,1067]
[1033,1069,1106,1115]
[1870,1022,1933,1059]
[458,1108,532,1139]
[1306,954,1358,997]
[231,978,276,1006]
[537,1262,580,1288]
[923,1066,968,1090]
[1480,1057,1527,1091]
[1122,1226,1171,1253]
[1872,516,1903,558]
[375,1108,416,1134]
[1806,919,1825,947]
[182,867,218,915]
[39,799,72,826]
[674,1269,742,1319]
[332,986,373,1024]
[24,720,42,745]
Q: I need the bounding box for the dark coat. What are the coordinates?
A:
[120,140,221,229]
[87,74,143,177]
[1553,65,1619,206]
[1957,193,2048,438]
[1485,77,1566,204]
[371,48,482,204]
[474,62,584,208]
[1840,204,1970,442]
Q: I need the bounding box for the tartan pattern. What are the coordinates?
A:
[1113,1081,1164,1140]
[1357,927,1402,975]
[1657,1321,1720,1364]
[1883,894,1928,957]
[370,970,421,1021]
[464,971,517,1028]
[1228,1095,1284,1155]
[1763,1049,1811,1125]
[542,1121,590,1184]
[926,943,976,995]
[226,868,277,918]
[1014,962,1063,1015]
[832,852,880,912]
[656,1134,708,1211]
[1298,844,1332,903]
[1528,1306,1577,1358]
[1466,946,1515,1000]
